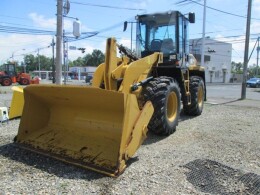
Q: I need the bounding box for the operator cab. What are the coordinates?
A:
[4,64,16,77]
[136,11,194,65]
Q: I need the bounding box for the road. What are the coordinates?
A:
[206,83,260,103]
[0,82,259,107]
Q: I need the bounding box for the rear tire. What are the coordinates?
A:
[141,77,181,135]
[2,78,12,86]
[183,76,205,116]
[20,78,30,85]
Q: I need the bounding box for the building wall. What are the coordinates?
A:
[69,66,96,74]
[32,66,97,80]
[190,38,232,83]
[69,66,97,80]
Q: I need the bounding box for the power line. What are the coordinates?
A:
[0,24,55,35]
[0,21,37,28]
[66,32,99,42]
[190,28,243,36]
[0,14,29,21]
[176,0,260,20]
[0,35,52,46]
[192,38,258,45]
[0,24,100,42]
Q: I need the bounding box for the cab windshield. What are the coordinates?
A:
[136,12,177,57]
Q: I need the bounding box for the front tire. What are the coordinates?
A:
[141,77,181,135]
[183,76,205,116]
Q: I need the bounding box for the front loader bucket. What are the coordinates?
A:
[15,85,153,176]
[9,86,24,119]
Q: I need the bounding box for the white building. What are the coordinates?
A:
[69,66,96,74]
[190,38,232,83]
[69,66,96,80]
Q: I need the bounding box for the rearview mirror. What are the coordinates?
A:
[123,21,128,31]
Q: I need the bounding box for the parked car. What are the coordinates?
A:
[85,75,93,83]
[246,78,260,88]
[62,76,72,82]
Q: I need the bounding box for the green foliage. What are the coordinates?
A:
[86,49,105,67]
[3,49,105,73]
[248,63,260,78]
[70,57,84,67]
[70,49,105,67]
[231,61,243,74]
[0,64,4,71]
[23,54,53,72]
[232,61,260,77]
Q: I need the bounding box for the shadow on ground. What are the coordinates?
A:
[206,98,242,105]
[143,110,197,145]
[0,143,105,180]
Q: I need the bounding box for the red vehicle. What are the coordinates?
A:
[0,63,37,86]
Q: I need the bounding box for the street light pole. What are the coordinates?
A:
[201,0,207,67]
[11,52,15,61]
[256,37,259,76]
[11,48,25,62]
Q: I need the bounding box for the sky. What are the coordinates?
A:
[1,0,260,66]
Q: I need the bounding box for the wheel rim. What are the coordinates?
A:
[4,80,11,86]
[167,91,177,122]
[22,79,28,85]
[198,85,204,108]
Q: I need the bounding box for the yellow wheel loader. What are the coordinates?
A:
[14,11,206,177]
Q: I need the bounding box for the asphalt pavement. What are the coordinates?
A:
[1,82,259,108]
[206,83,260,108]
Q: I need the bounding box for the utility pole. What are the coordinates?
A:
[257,37,259,76]
[201,0,207,67]
[131,22,133,51]
[241,0,252,99]
[51,37,55,83]
[56,0,63,85]
[63,30,67,85]
[37,48,41,79]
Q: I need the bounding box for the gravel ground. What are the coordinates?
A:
[0,88,260,194]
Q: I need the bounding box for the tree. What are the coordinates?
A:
[248,64,260,77]
[86,49,105,67]
[231,61,243,74]
[70,49,105,67]
[24,54,37,72]
[231,61,260,78]
[39,55,52,70]
[83,54,92,66]
[23,54,52,72]
[70,57,84,67]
